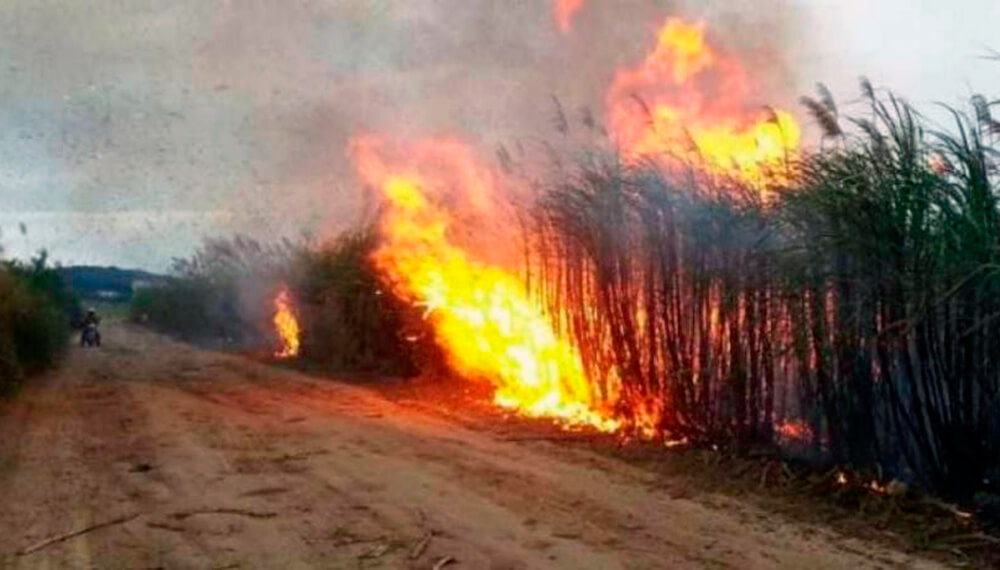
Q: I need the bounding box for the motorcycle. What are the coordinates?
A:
[81,323,101,347]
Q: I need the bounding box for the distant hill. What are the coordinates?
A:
[60,266,167,302]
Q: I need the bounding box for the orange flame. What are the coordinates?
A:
[554,0,584,34]
[608,18,801,187]
[273,286,300,359]
[776,419,813,445]
[351,136,620,432]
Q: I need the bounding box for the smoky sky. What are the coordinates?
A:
[0,0,997,270]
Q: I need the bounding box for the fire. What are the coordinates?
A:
[351,136,620,432]
[273,286,300,359]
[607,18,801,187]
[629,395,664,440]
[339,16,801,437]
[554,0,584,34]
[776,419,812,445]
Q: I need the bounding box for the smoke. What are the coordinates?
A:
[0,0,808,270]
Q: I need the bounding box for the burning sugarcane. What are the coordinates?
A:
[273,286,301,359]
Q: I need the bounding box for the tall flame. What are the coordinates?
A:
[351,136,619,432]
[273,286,301,359]
[608,18,801,187]
[554,0,584,34]
[340,16,801,437]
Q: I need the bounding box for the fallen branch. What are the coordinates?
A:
[409,531,433,559]
[433,556,456,570]
[919,498,974,520]
[18,513,140,556]
[170,508,276,521]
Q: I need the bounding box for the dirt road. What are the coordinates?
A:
[0,325,942,569]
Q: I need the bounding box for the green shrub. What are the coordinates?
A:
[292,230,438,376]
[129,277,245,340]
[0,253,72,392]
[129,230,438,377]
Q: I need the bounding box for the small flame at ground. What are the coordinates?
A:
[776,419,812,445]
[351,136,620,433]
[273,287,301,359]
[608,18,801,187]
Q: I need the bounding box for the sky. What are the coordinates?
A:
[1,0,998,272]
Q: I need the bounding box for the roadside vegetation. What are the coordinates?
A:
[0,251,75,392]
[130,236,297,344]
[131,232,435,376]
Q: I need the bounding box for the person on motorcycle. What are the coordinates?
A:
[81,308,101,347]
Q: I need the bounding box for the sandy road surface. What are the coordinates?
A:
[0,325,942,569]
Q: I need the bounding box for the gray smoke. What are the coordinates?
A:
[0,0,810,270]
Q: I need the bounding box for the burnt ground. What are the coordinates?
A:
[0,324,955,569]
